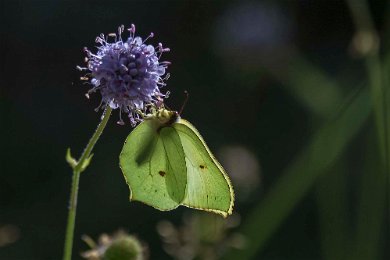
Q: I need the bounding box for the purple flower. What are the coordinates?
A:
[78,24,170,126]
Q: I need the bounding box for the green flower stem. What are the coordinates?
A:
[63,106,112,260]
[346,1,388,258]
[346,0,386,161]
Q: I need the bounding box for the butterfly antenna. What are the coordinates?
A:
[179,90,189,115]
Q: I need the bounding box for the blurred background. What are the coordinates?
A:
[0,0,389,259]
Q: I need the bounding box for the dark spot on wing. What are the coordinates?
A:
[199,165,206,169]
[155,189,157,193]
[159,171,166,177]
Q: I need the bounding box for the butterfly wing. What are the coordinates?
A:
[120,119,187,211]
[173,119,234,217]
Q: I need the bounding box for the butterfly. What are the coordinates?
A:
[119,107,234,217]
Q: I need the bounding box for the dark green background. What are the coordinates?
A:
[1,0,389,259]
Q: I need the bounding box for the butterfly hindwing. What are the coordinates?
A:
[120,119,187,211]
[173,119,234,217]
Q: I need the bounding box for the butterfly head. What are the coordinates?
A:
[155,108,179,125]
[141,104,179,126]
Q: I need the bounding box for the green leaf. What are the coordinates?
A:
[79,154,94,173]
[352,129,386,260]
[225,87,371,259]
[66,148,77,169]
[316,160,349,260]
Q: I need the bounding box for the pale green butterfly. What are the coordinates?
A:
[119,106,234,217]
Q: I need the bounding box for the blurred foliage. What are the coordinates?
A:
[81,231,145,260]
[156,213,243,260]
[0,0,389,259]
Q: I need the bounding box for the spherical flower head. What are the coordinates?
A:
[78,24,171,126]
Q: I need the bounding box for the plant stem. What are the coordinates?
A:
[346,1,388,259]
[346,0,385,160]
[63,106,112,260]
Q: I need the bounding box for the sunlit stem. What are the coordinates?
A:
[63,106,112,260]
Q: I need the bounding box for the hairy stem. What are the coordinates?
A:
[63,106,112,260]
